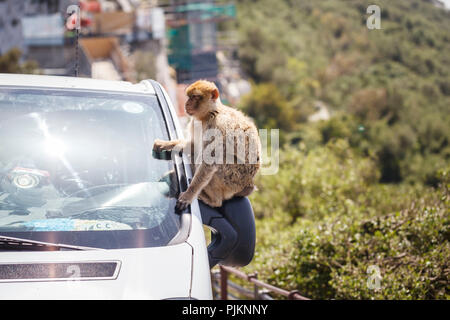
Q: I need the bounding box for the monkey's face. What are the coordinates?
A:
[185,80,220,119]
[185,93,205,116]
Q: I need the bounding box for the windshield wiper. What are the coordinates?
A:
[0,235,103,251]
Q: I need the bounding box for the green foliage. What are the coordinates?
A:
[235,0,450,184]
[239,83,296,131]
[251,139,380,221]
[0,48,39,74]
[269,188,449,299]
[244,145,449,299]
[231,0,450,299]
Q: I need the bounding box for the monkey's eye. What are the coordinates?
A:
[190,95,201,100]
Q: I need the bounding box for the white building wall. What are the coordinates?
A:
[0,0,25,54]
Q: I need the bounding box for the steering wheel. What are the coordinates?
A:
[56,174,94,197]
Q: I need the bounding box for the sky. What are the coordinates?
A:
[440,0,450,9]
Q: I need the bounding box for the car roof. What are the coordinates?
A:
[0,73,156,95]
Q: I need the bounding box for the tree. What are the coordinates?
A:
[239,83,296,132]
[131,50,157,82]
[0,48,39,74]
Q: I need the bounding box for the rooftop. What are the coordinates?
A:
[0,73,155,95]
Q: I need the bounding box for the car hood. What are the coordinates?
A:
[0,243,193,299]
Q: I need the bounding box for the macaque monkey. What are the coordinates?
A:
[153,80,261,210]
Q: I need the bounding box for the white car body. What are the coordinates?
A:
[0,74,212,300]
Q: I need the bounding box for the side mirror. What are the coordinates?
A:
[199,197,256,269]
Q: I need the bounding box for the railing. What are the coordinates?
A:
[211,265,310,300]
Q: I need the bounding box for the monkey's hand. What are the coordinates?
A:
[175,191,194,212]
[153,139,176,152]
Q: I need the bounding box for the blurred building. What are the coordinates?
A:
[0,0,159,79]
[0,1,25,55]
[164,0,236,84]
[0,0,77,55]
[0,0,75,72]
[0,0,238,116]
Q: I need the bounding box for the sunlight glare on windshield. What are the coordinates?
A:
[102,183,145,207]
[44,136,67,158]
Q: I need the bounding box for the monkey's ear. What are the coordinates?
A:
[211,88,219,100]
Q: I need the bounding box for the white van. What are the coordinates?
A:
[0,74,255,300]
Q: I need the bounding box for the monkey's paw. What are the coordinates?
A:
[175,191,193,212]
[153,139,173,152]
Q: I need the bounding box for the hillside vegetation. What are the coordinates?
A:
[229,0,449,299]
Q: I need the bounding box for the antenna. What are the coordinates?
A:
[66,4,81,77]
[75,25,79,77]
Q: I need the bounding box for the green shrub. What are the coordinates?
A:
[244,143,448,299]
[250,139,380,221]
[232,0,450,300]
[239,83,296,131]
[0,48,39,74]
[255,173,449,299]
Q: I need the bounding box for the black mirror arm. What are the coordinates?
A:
[199,201,238,268]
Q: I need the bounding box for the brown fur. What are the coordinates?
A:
[153,80,261,209]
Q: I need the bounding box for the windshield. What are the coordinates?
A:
[0,87,181,249]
